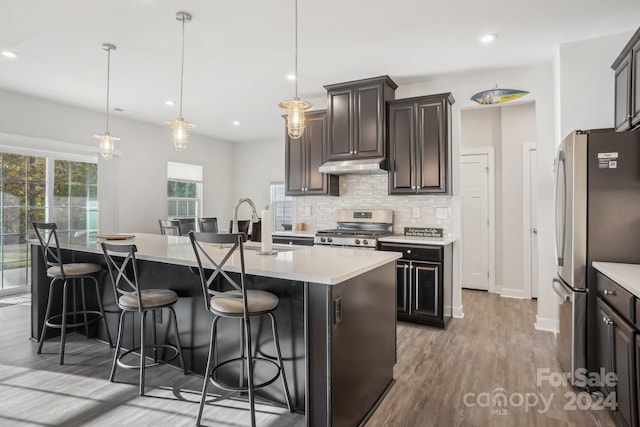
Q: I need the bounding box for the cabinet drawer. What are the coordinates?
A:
[379,243,442,261]
[597,272,634,322]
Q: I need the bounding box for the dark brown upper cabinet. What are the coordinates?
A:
[388,93,454,195]
[612,26,640,132]
[324,76,397,161]
[285,110,339,196]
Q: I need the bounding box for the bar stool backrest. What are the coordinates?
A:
[32,222,67,279]
[101,243,144,311]
[188,231,248,314]
[178,218,196,235]
[159,220,181,236]
[198,217,219,232]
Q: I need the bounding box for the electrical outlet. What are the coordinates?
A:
[305,206,312,216]
[436,207,448,220]
[333,297,343,324]
[412,207,421,218]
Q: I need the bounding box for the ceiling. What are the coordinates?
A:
[1,0,639,144]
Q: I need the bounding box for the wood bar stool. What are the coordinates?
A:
[198,217,218,232]
[101,242,188,396]
[32,222,113,364]
[189,231,293,426]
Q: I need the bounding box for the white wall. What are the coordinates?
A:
[0,88,234,234]
[559,32,633,139]
[230,138,284,226]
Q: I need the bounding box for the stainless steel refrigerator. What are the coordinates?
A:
[553,129,640,386]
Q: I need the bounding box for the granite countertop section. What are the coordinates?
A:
[592,262,640,298]
[271,231,316,238]
[378,235,456,246]
[31,232,400,286]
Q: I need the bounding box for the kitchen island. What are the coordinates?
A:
[30,233,401,427]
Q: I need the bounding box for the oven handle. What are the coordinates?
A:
[552,278,572,302]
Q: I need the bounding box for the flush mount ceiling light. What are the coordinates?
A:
[480,33,497,44]
[93,43,119,160]
[167,11,194,152]
[1,50,18,59]
[285,73,297,80]
[165,100,175,106]
[232,121,240,126]
[279,0,312,139]
[471,85,529,105]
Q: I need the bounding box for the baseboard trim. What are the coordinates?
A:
[535,315,559,333]
[500,288,528,299]
[452,304,464,319]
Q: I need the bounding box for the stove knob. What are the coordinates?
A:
[363,239,369,245]
[320,237,326,243]
[355,239,361,245]
[327,237,333,243]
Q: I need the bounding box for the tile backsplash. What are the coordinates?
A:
[293,174,458,238]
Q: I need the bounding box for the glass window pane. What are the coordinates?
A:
[88,185,98,201]
[3,154,27,179]
[70,161,88,184]
[54,183,69,198]
[3,181,26,206]
[28,157,46,180]
[2,208,22,233]
[53,207,69,230]
[70,185,87,204]
[69,208,87,230]
[27,182,45,207]
[87,163,97,185]
[168,200,177,216]
[54,160,70,183]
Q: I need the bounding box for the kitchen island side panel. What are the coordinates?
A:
[307,262,396,427]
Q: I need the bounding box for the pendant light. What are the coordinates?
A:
[93,43,119,160]
[167,11,194,151]
[279,0,312,139]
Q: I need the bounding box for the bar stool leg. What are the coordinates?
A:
[139,310,147,396]
[268,312,293,412]
[37,278,58,354]
[110,310,127,382]
[92,277,113,347]
[151,310,158,363]
[243,315,256,427]
[197,316,219,426]
[60,280,70,365]
[81,278,89,337]
[168,306,187,374]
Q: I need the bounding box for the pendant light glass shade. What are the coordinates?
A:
[279,0,312,139]
[167,11,194,151]
[167,118,193,151]
[93,43,118,160]
[279,99,312,139]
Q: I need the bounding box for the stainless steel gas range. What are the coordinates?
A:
[314,209,393,249]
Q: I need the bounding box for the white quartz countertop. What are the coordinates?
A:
[378,235,456,246]
[592,262,640,298]
[33,232,400,286]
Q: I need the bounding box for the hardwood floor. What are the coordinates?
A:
[366,290,616,427]
[0,290,617,426]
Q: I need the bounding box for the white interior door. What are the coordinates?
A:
[460,153,490,291]
[523,144,538,299]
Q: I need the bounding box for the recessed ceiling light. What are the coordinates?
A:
[1,50,18,59]
[232,121,240,126]
[165,100,175,106]
[480,33,497,44]
[286,73,297,80]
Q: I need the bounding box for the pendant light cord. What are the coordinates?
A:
[179,15,186,120]
[294,0,299,100]
[105,47,111,133]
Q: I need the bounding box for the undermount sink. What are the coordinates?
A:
[211,241,294,252]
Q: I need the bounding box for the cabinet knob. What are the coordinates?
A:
[407,249,412,254]
[602,316,613,325]
[603,289,616,296]
[354,150,358,154]
[411,185,416,189]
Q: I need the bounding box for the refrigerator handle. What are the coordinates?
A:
[552,278,572,302]
[554,151,567,266]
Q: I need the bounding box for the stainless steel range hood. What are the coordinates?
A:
[318,157,387,175]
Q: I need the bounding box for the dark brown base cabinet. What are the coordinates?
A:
[380,242,452,328]
[285,110,339,196]
[595,272,638,427]
[388,93,454,195]
[272,235,314,246]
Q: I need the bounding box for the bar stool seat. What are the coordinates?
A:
[33,222,113,365]
[211,290,279,314]
[118,289,178,308]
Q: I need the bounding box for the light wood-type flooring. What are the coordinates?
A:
[0,290,617,426]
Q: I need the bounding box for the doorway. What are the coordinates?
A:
[460,149,495,292]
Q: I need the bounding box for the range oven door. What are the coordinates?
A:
[552,277,587,387]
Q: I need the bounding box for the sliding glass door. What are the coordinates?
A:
[0,153,98,292]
